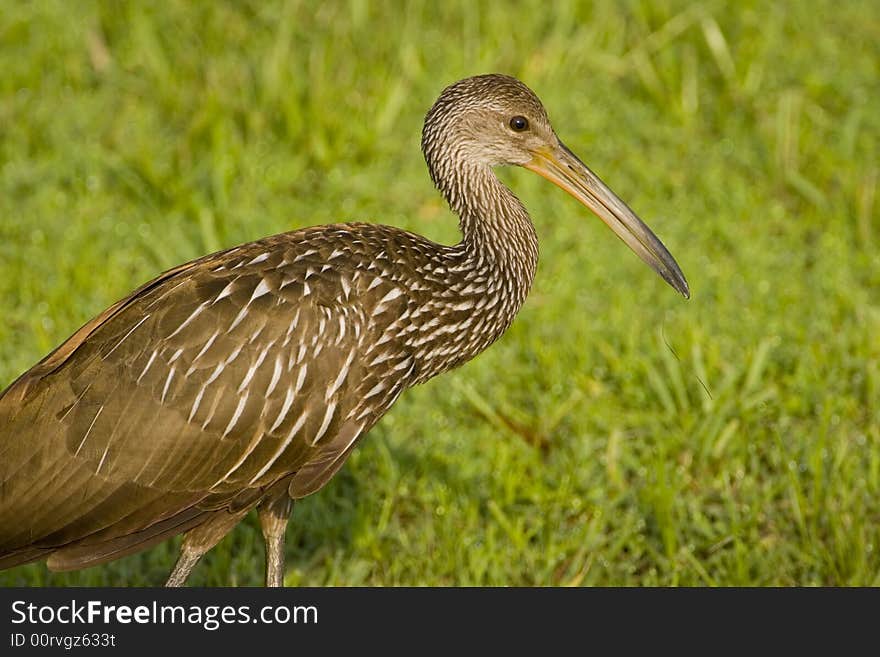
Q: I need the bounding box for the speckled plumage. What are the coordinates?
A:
[0,74,687,585]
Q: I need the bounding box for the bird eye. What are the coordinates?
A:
[509,116,529,132]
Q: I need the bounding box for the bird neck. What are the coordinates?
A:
[451,165,539,294]
[407,164,539,383]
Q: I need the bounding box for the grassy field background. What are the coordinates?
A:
[0,1,877,586]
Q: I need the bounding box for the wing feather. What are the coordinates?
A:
[0,226,421,564]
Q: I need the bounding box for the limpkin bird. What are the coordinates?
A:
[0,74,688,586]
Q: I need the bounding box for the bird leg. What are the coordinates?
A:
[258,493,293,587]
[165,509,248,587]
[165,549,202,588]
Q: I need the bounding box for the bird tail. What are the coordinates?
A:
[0,507,213,574]
[0,546,53,571]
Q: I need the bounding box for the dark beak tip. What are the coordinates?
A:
[663,270,690,299]
[678,277,691,299]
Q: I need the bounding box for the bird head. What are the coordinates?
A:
[422,74,689,299]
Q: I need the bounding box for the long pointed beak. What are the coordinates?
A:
[524,142,690,298]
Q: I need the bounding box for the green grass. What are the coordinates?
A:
[1,0,878,586]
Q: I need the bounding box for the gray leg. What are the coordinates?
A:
[164,509,248,587]
[258,494,293,587]
[165,548,203,587]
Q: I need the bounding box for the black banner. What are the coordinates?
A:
[0,587,874,652]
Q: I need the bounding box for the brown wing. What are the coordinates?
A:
[0,229,413,567]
